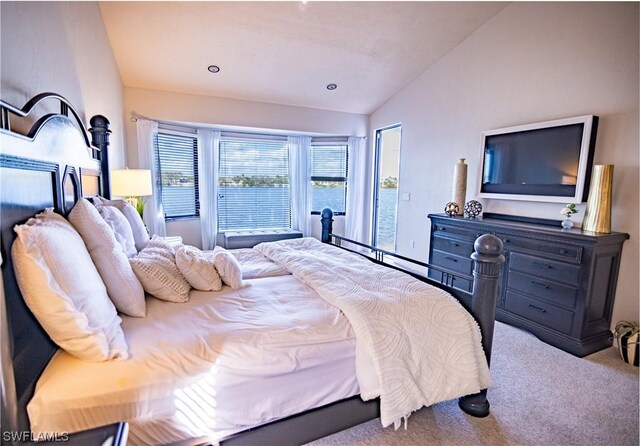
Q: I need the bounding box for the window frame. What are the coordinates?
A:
[155,128,200,221]
[310,143,348,216]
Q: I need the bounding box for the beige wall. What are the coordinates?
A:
[370,2,639,327]
[0,2,126,168]
[124,87,368,246]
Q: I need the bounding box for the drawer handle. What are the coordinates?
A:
[528,304,547,313]
[533,261,552,269]
[503,238,510,243]
[560,249,568,254]
[445,256,458,263]
[531,281,550,289]
[449,241,460,247]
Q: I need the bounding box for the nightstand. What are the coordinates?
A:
[39,422,128,445]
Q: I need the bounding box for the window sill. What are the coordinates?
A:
[165,215,200,222]
[311,211,345,216]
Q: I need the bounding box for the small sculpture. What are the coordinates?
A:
[444,202,460,217]
[464,200,483,218]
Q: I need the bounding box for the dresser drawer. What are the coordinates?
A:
[499,234,582,262]
[433,223,479,241]
[504,290,574,334]
[431,250,473,275]
[507,271,578,309]
[509,252,580,284]
[432,235,474,257]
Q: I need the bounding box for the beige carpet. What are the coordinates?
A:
[306,322,639,446]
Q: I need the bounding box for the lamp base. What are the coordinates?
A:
[125,196,138,209]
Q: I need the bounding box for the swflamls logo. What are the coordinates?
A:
[2,431,69,442]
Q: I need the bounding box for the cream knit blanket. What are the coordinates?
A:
[255,237,491,428]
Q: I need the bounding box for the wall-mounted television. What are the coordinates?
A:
[477,115,598,203]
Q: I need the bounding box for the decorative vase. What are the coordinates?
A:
[583,164,613,233]
[561,215,574,229]
[614,322,639,367]
[452,158,467,216]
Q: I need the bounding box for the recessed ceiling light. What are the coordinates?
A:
[207,65,221,73]
[326,83,337,90]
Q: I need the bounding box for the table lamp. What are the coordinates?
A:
[110,168,152,215]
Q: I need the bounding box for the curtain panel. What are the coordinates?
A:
[136,119,166,237]
[288,136,312,237]
[345,136,371,245]
[197,129,221,250]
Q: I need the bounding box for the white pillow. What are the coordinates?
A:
[130,244,191,303]
[68,198,146,317]
[97,205,137,258]
[147,235,177,254]
[175,245,223,291]
[95,197,149,252]
[12,209,128,361]
[213,246,245,290]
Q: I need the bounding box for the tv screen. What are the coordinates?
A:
[478,115,597,203]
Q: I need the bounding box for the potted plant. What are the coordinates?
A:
[560,203,579,229]
[613,321,639,367]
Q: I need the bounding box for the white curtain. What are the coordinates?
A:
[345,136,371,244]
[288,136,312,236]
[136,119,166,237]
[197,129,221,250]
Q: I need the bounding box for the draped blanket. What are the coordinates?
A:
[255,237,491,428]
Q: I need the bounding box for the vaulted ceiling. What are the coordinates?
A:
[99,1,507,114]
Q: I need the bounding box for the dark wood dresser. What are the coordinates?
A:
[427,213,629,357]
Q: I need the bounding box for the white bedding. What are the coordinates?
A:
[29,239,490,444]
[232,248,290,279]
[28,275,359,445]
[255,238,491,428]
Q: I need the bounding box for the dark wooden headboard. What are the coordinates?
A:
[0,93,112,434]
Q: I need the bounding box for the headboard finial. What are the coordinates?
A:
[90,114,110,130]
[88,115,112,198]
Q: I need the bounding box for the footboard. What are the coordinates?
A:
[320,208,504,417]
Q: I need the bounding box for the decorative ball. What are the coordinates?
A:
[464,200,483,218]
[444,202,460,216]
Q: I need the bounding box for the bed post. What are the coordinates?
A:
[88,115,112,199]
[459,234,504,417]
[320,208,334,243]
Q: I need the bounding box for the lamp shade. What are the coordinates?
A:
[111,169,152,197]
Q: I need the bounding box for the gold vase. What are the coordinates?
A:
[582,164,613,233]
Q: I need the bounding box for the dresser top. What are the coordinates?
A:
[428,213,629,243]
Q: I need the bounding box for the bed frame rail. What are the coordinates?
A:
[320,208,504,417]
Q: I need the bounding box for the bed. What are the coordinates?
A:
[0,93,505,446]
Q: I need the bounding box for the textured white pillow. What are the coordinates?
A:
[213,246,244,290]
[95,197,149,252]
[175,245,223,291]
[68,198,146,317]
[97,205,137,258]
[130,244,191,303]
[12,209,128,361]
[147,235,177,254]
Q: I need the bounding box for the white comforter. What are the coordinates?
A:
[255,237,491,428]
[28,274,359,445]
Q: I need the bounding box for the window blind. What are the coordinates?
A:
[311,145,348,180]
[310,144,348,213]
[156,132,199,218]
[218,139,290,231]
